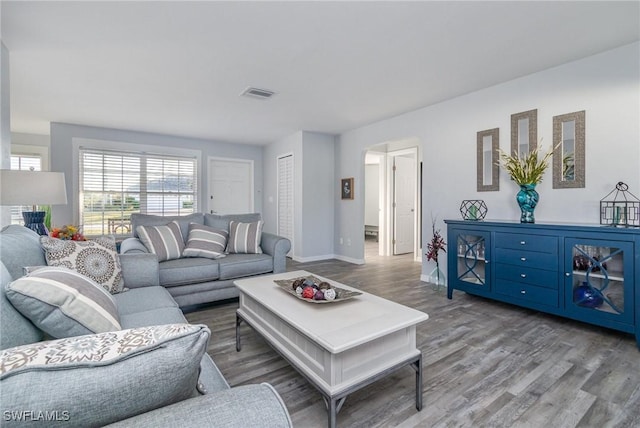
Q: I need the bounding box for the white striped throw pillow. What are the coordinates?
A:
[6,266,121,338]
[226,220,264,254]
[183,223,228,259]
[136,221,185,262]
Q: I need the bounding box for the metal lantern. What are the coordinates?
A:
[600,182,639,228]
[459,200,488,221]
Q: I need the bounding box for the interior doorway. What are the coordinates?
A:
[364,144,420,261]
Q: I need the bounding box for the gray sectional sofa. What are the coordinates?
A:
[0,225,292,427]
[120,212,291,307]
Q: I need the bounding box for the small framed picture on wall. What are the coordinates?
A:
[341,177,354,200]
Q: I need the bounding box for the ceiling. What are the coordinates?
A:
[2,1,639,145]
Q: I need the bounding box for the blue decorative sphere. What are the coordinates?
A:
[573,283,603,308]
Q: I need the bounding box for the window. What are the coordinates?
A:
[10,154,43,225]
[79,148,197,237]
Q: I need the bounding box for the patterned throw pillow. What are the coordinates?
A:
[5,266,121,338]
[41,235,124,294]
[226,220,264,254]
[182,223,228,259]
[0,324,210,427]
[136,220,185,262]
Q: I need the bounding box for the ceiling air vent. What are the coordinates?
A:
[240,86,276,100]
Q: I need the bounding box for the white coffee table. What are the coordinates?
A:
[234,270,429,428]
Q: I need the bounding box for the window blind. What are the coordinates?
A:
[79,148,197,237]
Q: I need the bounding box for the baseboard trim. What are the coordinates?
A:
[420,273,448,288]
[290,254,366,265]
[291,254,335,263]
[333,254,365,265]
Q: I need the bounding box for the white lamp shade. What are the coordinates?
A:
[0,170,68,206]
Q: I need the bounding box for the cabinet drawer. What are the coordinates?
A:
[495,279,559,307]
[495,232,558,254]
[495,263,558,289]
[494,248,558,270]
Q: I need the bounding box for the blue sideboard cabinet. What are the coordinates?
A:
[445,220,640,347]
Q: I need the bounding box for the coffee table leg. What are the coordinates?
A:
[328,397,337,428]
[235,313,242,352]
[413,353,423,411]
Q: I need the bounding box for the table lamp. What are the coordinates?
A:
[0,169,68,235]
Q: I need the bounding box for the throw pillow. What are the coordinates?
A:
[182,223,228,259]
[0,323,210,427]
[137,220,185,262]
[40,235,124,294]
[5,266,122,339]
[226,220,264,254]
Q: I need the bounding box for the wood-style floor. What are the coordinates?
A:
[186,239,640,427]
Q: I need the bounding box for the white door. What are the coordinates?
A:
[393,156,416,255]
[208,158,253,214]
[277,154,294,256]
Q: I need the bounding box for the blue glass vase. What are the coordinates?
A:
[516,184,539,223]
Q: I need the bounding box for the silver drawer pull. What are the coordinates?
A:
[520,241,526,245]
[520,290,527,294]
[565,272,571,277]
[520,274,527,278]
[520,257,527,262]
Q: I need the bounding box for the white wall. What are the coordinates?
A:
[301,132,335,259]
[364,163,379,226]
[50,122,264,226]
[336,42,640,280]
[0,43,11,227]
[263,131,335,261]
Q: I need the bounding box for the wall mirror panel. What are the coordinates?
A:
[477,128,499,192]
[553,110,585,189]
[511,109,537,157]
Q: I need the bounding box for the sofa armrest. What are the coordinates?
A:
[119,254,160,288]
[106,383,292,428]
[120,237,149,254]
[261,232,291,273]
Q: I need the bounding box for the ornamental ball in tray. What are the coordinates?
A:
[275,275,362,303]
[291,277,337,301]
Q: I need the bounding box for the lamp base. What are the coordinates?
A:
[22,211,49,236]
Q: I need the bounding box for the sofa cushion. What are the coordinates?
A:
[183,223,228,259]
[112,286,178,316]
[226,220,264,254]
[137,221,185,262]
[41,235,125,294]
[217,253,273,280]
[105,384,292,428]
[204,213,262,232]
[119,307,188,329]
[6,266,121,338]
[0,323,210,428]
[0,225,47,280]
[159,258,220,287]
[131,212,204,242]
[0,261,44,350]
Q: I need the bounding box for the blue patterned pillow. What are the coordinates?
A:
[41,235,124,294]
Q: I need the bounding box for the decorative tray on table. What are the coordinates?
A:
[274,275,362,304]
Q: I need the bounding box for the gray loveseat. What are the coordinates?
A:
[120,213,291,307]
[0,225,292,427]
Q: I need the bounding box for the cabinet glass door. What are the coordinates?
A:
[566,239,633,324]
[456,233,489,288]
